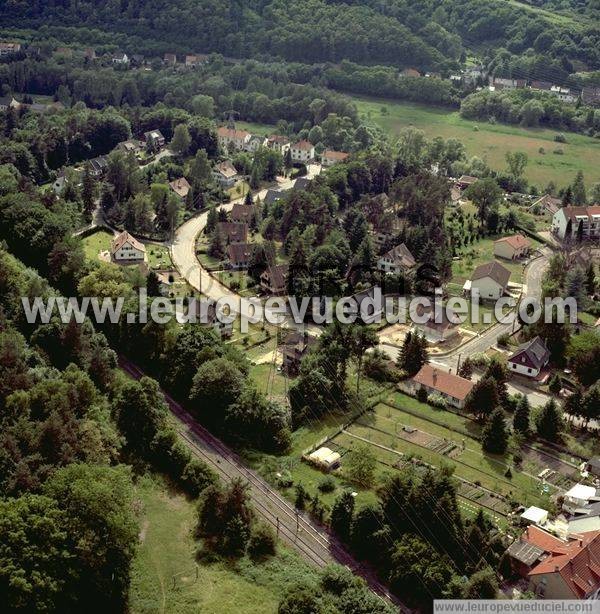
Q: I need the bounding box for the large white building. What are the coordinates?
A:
[551,206,600,241]
[111,231,146,263]
[217,126,250,151]
[290,140,315,163]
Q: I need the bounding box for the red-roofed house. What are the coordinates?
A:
[493,234,531,260]
[507,526,600,600]
[217,126,250,150]
[552,206,600,241]
[322,150,349,167]
[111,231,146,263]
[290,140,315,163]
[411,364,474,409]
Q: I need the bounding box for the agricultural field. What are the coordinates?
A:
[129,474,317,614]
[354,96,600,190]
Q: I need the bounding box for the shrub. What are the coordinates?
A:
[276,470,293,489]
[317,476,336,493]
[538,147,545,154]
[553,148,564,155]
[416,386,428,403]
[554,133,567,143]
[247,522,277,560]
[497,333,510,347]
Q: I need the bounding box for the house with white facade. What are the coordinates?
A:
[411,364,474,409]
[493,234,531,260]
[551,206,600,242]
[507,336,550,379]
[212,160,238,188]
[322,150,349,167]
[217,126,250,151]
[111,231,146,263]
[266,135,291,154]
[244,134,267,153]
[466,261,511,300]
[376,243,416,275]
[290,140,315,163]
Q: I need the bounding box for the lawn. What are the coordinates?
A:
[81,229,113,262]
[235,121,277,136]
[129,473,319,614]
[354,96,600,189]
[146,244,172,269]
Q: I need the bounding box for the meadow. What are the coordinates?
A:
[354,96,600,190]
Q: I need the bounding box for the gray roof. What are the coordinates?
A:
[509,336,550,370]
[472,261,511,288]
[293,177,311,191]
[506,540,545,566]
[264,188,288,205]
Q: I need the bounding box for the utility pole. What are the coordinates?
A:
[276,517,280,538]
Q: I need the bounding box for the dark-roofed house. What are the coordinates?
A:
[226,242,252,270]
[342,287,383,324]
[116,139,143,155]
[264,188,288,206]
[531,194,561,216]
[456,175,478,190]
[414,305,462,343]
[552,206,600,241]
[467,261,511,300]
[163,53,177,65]
[377,243,416,275]
[292,176,312,191]
[507,526,600,600]
[0,96,21,111]
[143,129,166,151]
[230,203,254,224]
[507,336,550,378]
[244,134,266,153]
[217,222,247,244]
[493,234,531,260]
[412,364,474,409]
[260,264,288,295]
[585,457,600,478]
[89,155,109,178]
[279,331,317,375]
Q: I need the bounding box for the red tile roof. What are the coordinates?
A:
[292,140,313,151]
[561,205,600,221]
[494,234,531,250]
[323,150,349,161]
[523,526,600,598]
[413,364,474,401]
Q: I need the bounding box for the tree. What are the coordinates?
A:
[535,399,563,442]
[248,522,276,560]
[81,163,96,217]
[505,151,528,179]
[482,358,509,407]
[146,270,162,297]
[464,178,503,229]
[585,262,596,296]
[208,223,225,259]
[397,331,428,376]
[465,377,499,421]
[171,123,191,155]
[278,584,323,614]
[330,490,355,542]
[189,149,212,187]
[571,171,587,205]
[548,373,562,395]
[481,409,508,454]
[463,568,498,599]
[349,325,378,393]
[513,395,531,435]
[345,443,376,486]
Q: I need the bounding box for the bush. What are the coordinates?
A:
[553,148,564,155]
[247,522,277,560]
[317,476,336,493]
[276,470,293,489]
[538,147,545,154]
[554,133,567,143]
[497,333,510,347]
[416,386,428,403]
[181,460,217,497]
[428,393,447,409]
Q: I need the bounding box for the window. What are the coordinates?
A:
[527,368,532,374]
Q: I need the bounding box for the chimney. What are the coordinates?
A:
[432,369,438,386]
[579,539,583,548]
[554,565,560,572]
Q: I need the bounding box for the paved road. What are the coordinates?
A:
[119,357,404,611]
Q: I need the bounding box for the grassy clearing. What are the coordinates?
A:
[81,229,113,261]
[146,244,172,269]
[129,474,318,614]
[234,121,277,136]
[354,96,600,189]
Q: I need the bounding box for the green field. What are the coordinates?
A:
[81,229,113,261]
[354,97,600,189]
[235,121,277,136]
[146,244,172,269]
[129,474,318,614]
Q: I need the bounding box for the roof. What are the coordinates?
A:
[264,188,288,205]
[381,243,416,269]
[169,177,191,198]
[532,194,561,214]
[559,205,600,221]
[523,526,600,598]
[309,447,341,467]
[227,242,252,264]
[565,484,598,501]
[508,336,550,371]
[267,134,290,145]
[413,364,474,401]
[89,156,108,173]
[587,457,600,472]
[214,160,238,179]
[111,231,146,255]
[291,140,313,151]
[506,539,546,566]
[261,264,288,290]
[293,177,311,191]
[217,222,247,244]
[402,68,421,77]
[323,150,349,161]
[230,203,254,222]
[217,126,250,140]
[457,175,478,186]
[416,304,462,333]
[521,506,549,524]
[144,129,164,140]
[494,234,531,251]
[471,261,511,288]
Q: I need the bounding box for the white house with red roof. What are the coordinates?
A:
[552,205,600,241]
[322,150,349,167]
[111,231,146,263]
[290,140,315,163]
[507,336,550,378]
[411,364,474,409]
[493,234,531,260]
[217,126,250,150]
[506,526,600,599]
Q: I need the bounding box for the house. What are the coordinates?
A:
[217,126,250,150]
[226,242,252,270]
[111,231,146,263]
[322,150,349,167]
[260,264,288,295]
[264,187,288,206]
[401,68,421,78]
[290,140,315,163]
[230,203,254,224]
[266,134,291,154]
[414,306,462,343]
[279,331,317,375]
[493,234,531,260]
[531,81,553,92]
[582,86,600,107]
[88,156,109,178]
[561,501,600,536]
[0,42,21,56]
[308,447,341,472]
[563,484,600,511]
[244,134,267,153]
[292,176,312,191]
[506,526,600,600]
[112,52,129,64]
[507,336,550,379]
[184,54,206,67]
[550,86,578,104]
[466,261,511,300]
[456,175,478,190]
[217,222,247,244]
[412,364,474,409]
[490,77,526,90]
[52,169,67,195]
[169,177,191,200]
[0,96,21,112]
[551,206,600,241]
[143,129,166,151]
[371,215,403,250]
[212,160,239,188]
[377,243,416,275]
[520,506,549,527]
[163,53,177,66]
[531,194,561,216]
[585,457,600,478]
[188,297,233,338]
[342,287,383,324]
[116,139,143,155]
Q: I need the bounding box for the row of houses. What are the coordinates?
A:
[488,77,579,103]
[0,95,65,114]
